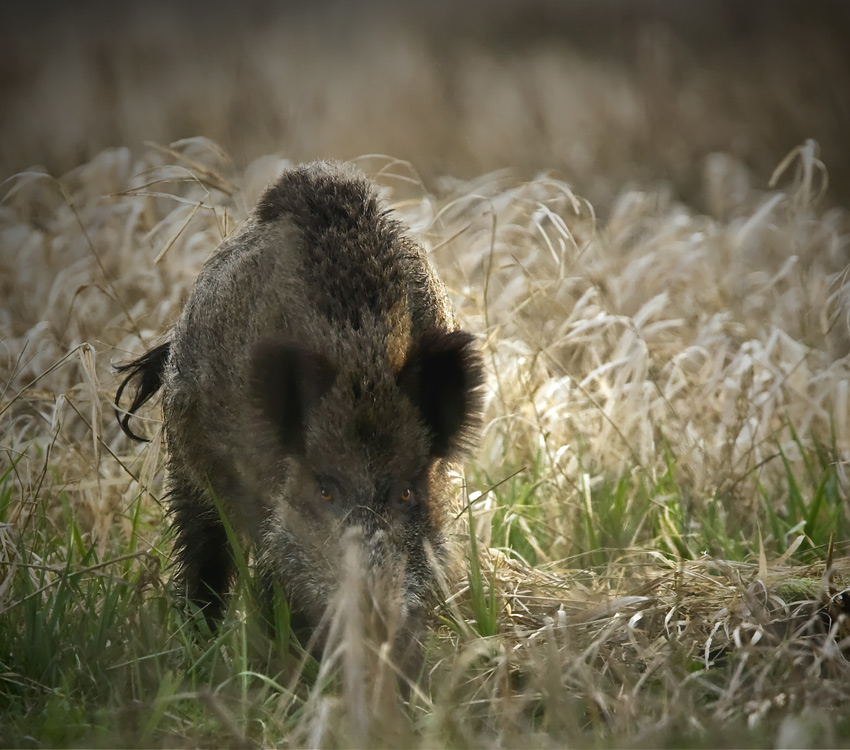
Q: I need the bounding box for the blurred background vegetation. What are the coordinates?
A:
[3,0,849,211]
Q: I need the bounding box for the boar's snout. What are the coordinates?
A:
[335,524,433,640]
[338,509,436,602]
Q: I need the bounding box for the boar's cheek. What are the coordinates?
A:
[249,339,337,454]
[397,329,484,461]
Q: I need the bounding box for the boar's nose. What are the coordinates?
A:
[340,510,394,568]
[342,503,384,534]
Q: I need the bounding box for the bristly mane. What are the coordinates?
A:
[256,163,406,332]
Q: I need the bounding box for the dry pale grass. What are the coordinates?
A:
[2,139,849,744]
[3,139,847,538]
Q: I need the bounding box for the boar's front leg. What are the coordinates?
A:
[169,476,235,626]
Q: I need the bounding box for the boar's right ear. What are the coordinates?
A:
[249,340,337,454]
[397,329,485,461]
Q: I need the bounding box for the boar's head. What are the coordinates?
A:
[249,325,484,649]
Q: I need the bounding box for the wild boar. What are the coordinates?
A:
[116,161,484,659]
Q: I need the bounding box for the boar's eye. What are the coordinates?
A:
[393,485,415,511]
[316,475,343,504]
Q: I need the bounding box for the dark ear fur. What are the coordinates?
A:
[249,339,337,454]
[397,329,485,460]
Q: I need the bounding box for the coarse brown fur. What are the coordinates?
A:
[115,161,484,664]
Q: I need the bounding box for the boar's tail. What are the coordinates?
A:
[114,341,171,442]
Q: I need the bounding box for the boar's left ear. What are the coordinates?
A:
[249,339,337,454]
[397,329,485,460]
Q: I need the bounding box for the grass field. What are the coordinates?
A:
[2,3,850,747]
